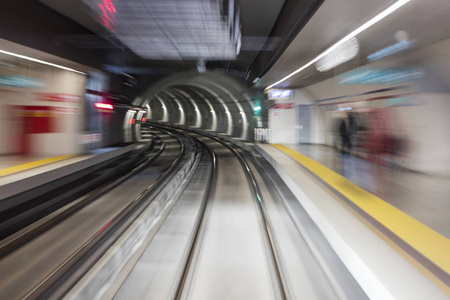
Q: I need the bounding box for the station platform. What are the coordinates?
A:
[256,143,450,299]
[1,139,448,299]
[0,154,78,178]
[281,144,450,239]
[0,145,139,201]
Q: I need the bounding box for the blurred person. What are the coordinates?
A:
[339,111,356,156]
[364,108,391,165]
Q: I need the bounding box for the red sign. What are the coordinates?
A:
[11,105,63,154]
[15,106,59,134]
[35,93,81,103]
[273,103,295,109]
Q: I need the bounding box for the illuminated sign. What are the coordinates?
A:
[340,67,424,85]
[0,75,45,88]
[94,103,114,110]
[367,40,413,62]
[273,103,295,109]
[97,0,117,31]
[269,90,293,99]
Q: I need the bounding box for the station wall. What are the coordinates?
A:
[0,60,86,156]
[301,37,450,175]
[268,88,325,144]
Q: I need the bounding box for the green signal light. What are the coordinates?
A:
[254,106,261,111]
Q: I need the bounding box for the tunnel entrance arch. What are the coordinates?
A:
[134,71,256,140]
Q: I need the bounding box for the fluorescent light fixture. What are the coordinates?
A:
[179,107,183,110]
[269,89,293,98]
[0,49,86,75]
[210,109,215,113]
[316,37,359,72]
[265,0,411,90]
[225,110,230,113]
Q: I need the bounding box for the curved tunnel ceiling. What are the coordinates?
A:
[135,71,256,140]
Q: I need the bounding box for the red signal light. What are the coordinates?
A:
[94,103,114,110]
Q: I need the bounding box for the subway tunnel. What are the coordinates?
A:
[135,71,256,140]
[0,0,450,299]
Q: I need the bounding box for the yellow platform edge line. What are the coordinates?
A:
[0,155,76,177]
[272,144,450,274]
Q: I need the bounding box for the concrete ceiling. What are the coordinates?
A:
[0,0,325,88]
[6,0,448,94]
[37,0,288,76]
[256,0,450,90]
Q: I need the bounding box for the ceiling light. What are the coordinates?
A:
[316,37,359,72]
[265,0,411,90]
[0,49,86,75]
[269,89,293,98]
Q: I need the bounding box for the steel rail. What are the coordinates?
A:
[22,129,186,299]
[0,136,163,259]
[158,124,289,300]
[172,136,218,300]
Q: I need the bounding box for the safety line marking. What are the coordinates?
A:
[0,155,76,178]
[273,144,450,275]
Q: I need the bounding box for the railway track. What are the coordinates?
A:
[0,124,367,300]
[87,125,289,300]
[0,127,201,299]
